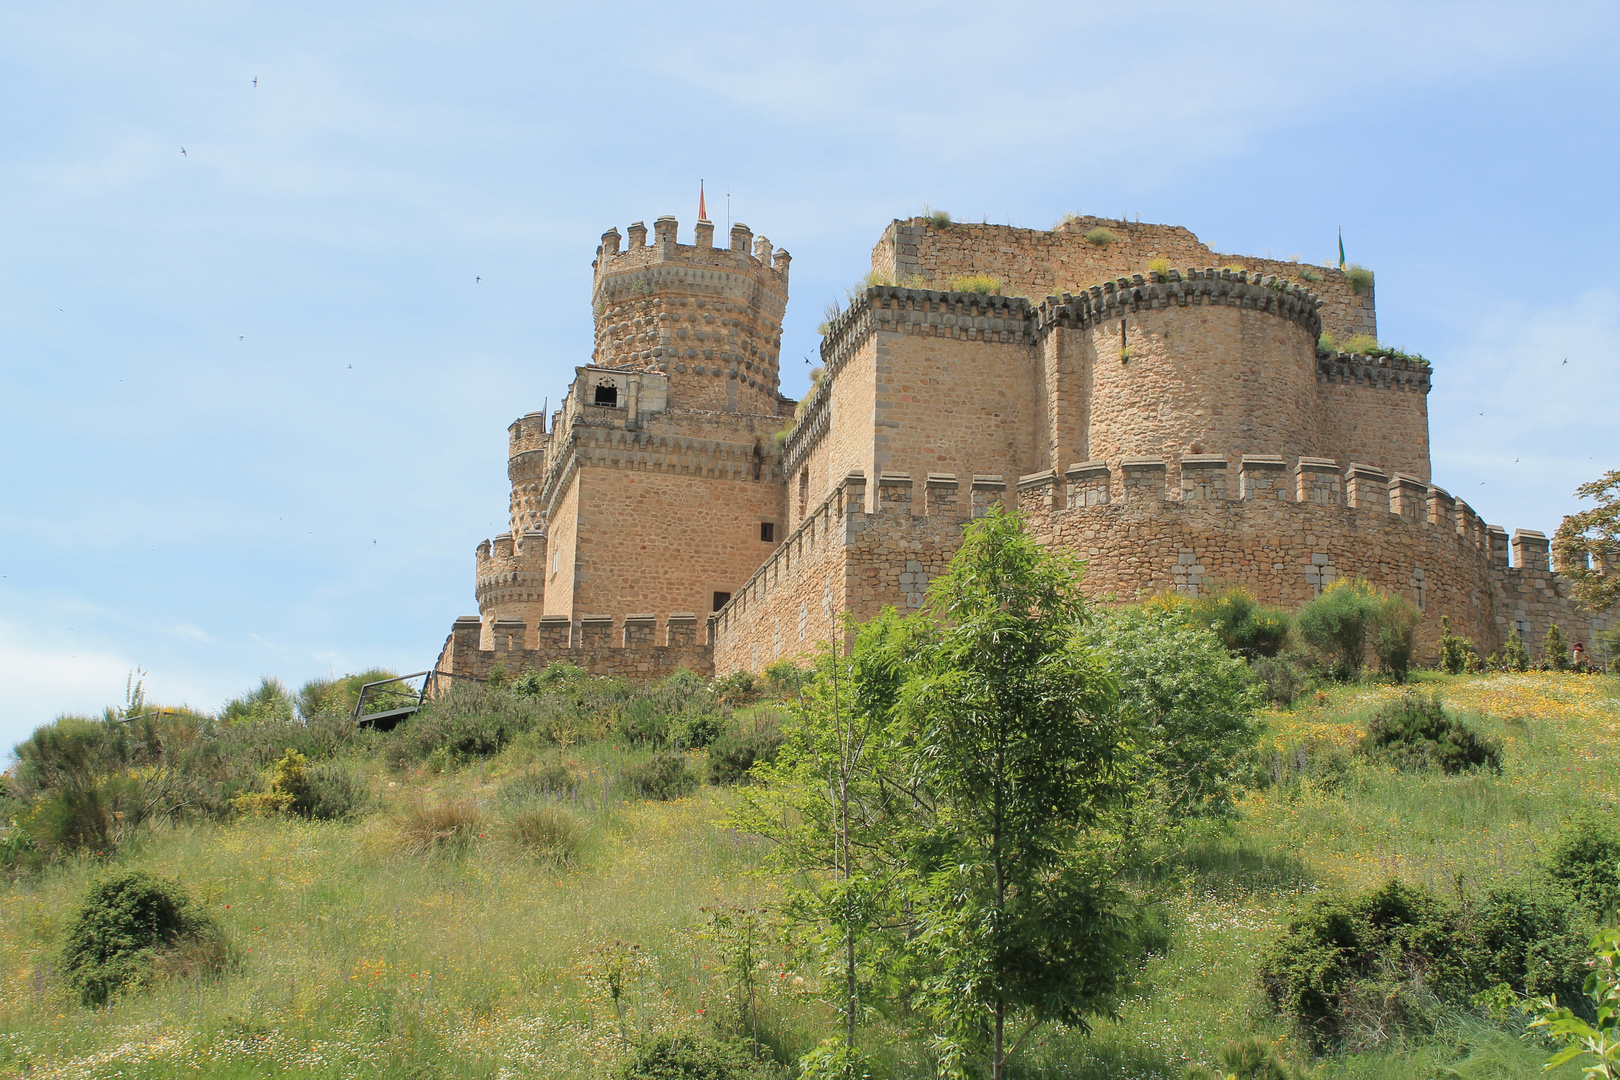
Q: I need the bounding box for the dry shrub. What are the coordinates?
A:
[505,805,587,867]
[392,798,487,856]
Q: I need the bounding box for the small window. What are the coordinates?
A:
[593,382,619,407]
[760,522,775,542]
[712,591,732,612]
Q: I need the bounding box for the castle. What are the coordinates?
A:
[435,211,1613,681]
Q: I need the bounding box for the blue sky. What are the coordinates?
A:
[2,3,1617,748]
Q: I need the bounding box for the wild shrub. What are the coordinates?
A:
[220,677,294,725]
[1261,875,1586,1051]
[1084,226,1116,246]
[1371,593,1422,682]
[61,871,226,1007]
[923,206,951,229]
[1542,810,1620,918]
[1437,614,1476,674]
[302,762,369,820]
[711,671,759,706]
[1184,587,1291,659]
[1259,879,1460,1050]
[505,805,586,867]
[619,754,698,801]
[392,799,487,856]
[1341,333,1379,354]
[615,1032,766,1080]
[1544,622,1570,671]
[1091,605,1262,819]
[1186,1036,1304,1080]
[1344,263,1375,294]
[1295,577,1385,678]
[28,774,144,855]
[1502,628,1531,672]
[707,725,785,785]
[1361,691,1501,774]
[1147,256,1171,282]
[672,712,725,750]
[396,683,541,763]
[763,662,812,697]
[1249,652,1311,707]
[1299,266,1323,283]
[946,273,1002,295]
[498,763,578,806]
[295,668,402,721]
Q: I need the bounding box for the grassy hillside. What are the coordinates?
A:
[1,671,1618,1079]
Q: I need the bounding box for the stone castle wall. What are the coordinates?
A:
[437,615,713,683]
[872,217,1378,344]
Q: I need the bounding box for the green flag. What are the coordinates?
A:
[1338,229,1346,270]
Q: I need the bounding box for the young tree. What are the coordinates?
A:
[1544,623,1570,671]
[1372,593,1422,683]
[900,508,1136,1080]
[1553,468,1620,613]
[1503,627,1531,673]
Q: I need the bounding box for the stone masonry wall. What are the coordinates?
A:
[437,615,713,683]
[713,472,973,674]
[873,217,1377,344]
[1317,353,1432,483]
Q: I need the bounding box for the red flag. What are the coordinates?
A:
[699,180,708,222]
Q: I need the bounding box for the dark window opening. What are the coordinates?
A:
[760,522,775,542]
[712,591,732,612]
[798,468,809,515]
[751,444,763,480]
[593,382,619,407]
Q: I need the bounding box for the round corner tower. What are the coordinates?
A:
[591,215,791,416]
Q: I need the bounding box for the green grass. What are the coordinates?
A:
[2,673,1618,1077]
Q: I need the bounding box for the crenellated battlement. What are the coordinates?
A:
[1316,351,1431,393]
[1032,269,1323,340]
[436,610,714,683]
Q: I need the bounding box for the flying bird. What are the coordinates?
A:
[180,147,187,156]
[476,276,481,283]
[252,77,258,87]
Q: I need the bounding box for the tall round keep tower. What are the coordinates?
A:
[1076,270,1325,465]
[591,216,791,416]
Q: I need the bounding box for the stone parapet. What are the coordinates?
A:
[435,609,714,683]
[1034,269,1323,342]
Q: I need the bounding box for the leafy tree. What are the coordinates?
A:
[1089,605,1261,820]
[735,609,924,1073]
[1553,468,1620,613]
[61,871,224,1006]
[1525,928,1620,1078]
[899,508,1135,1080]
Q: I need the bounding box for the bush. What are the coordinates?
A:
[1344,263,1375,294]
[707,725,786,785]
[1542,810,1620,918]
[1299,267,1322,283]
[1361,691,1501,774]
[1186,1036,1304,1080]
[392,799,487,856]
[1502,627,1531,672]
[763,662,813,697]
[1185,587,1291,659]
[615,1032,764,1080]
[1437,614,1475,674]
[220,677,295,725]
[923,206,951,229]
[1296,577,1385,678]
[498,763,579,806]
[1250,652,1310,706]
[61,871,225,1007]
[1084,226,1116,246]
[1091,605,1262,819]
[1371,593,1422,682]
[1147,256,1171,282]
[946,273,1002,295]
[303,762,369,820]
[1544,622,1570,671]
[505,805,586,867]
[619,754,698,801]
[395,683,539,763]
[710,671,759,706]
